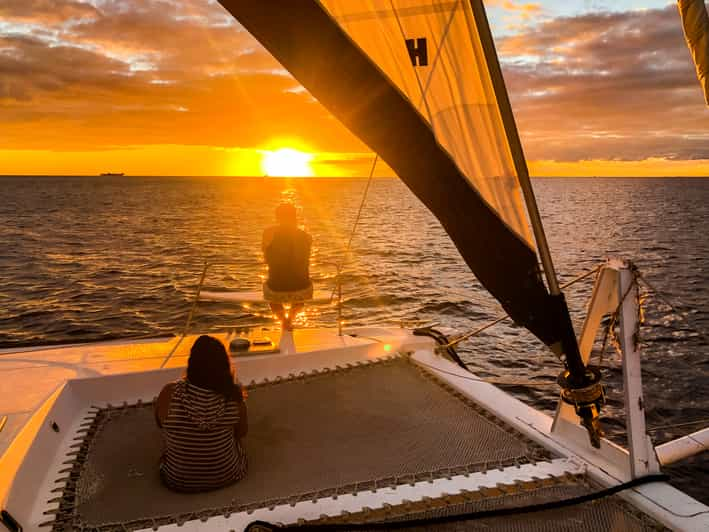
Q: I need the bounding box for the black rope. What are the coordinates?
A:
[412,327,467,370]
[245,474,668,531]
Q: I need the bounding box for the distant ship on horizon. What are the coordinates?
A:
[99,172,125,176]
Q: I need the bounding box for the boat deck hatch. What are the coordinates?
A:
[45,356,556,530]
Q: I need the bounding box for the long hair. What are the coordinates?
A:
[186,335,237,401]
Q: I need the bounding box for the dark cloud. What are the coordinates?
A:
[0,0,365,152]
[499,5,709,161]
[0,1,706,163]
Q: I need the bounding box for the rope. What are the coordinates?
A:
[647,418,709,433]
[444,264,603,348]
[244,473,669,531]
[350,332,556,389]
[343,155,378,258]
[388,0,436,124]
[414,358,557,388]
[596,266,640,366]
[635,271,709,348]
[160,261,209,368]
[330,154,378,302]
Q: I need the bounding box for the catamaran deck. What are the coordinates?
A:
[0,328,706,531]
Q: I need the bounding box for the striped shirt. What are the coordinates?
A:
[160,379,247,492]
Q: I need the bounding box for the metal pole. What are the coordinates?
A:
[468,0,560,295]
[160,261,210,369]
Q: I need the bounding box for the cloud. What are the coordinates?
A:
[0,0,100,24]
[0,0,706,167]
[0,0,365,152]
[498,5,709,161]
[485,0,541,14]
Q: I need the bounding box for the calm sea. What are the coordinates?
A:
[1,175,708,502]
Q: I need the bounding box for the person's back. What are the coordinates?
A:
[155,335,248,492]
[264,225,311,292]
[261,203,313,329]
[160,380,247,492]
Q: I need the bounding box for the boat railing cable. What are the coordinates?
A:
[442,263,603,349]
[329,154,378,310]
[160,260,346,368]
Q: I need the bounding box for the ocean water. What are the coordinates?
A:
[1,175,708,502]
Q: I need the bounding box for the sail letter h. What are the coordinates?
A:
[406,38,428,66]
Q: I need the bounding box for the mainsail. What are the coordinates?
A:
[217,0,576,353]
[678,0,709,104]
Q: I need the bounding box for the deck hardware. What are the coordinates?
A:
[557,366,605,448]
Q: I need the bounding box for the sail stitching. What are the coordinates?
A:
[388,0,435,126]
[418,0,462,109]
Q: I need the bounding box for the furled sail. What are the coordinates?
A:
[217,0,572,349]
[677,0,709,104]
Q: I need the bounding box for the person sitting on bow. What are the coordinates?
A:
[262,203,313,330]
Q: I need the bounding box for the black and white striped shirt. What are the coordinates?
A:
[161,379,247,492]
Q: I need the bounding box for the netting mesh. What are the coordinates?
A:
[45,357,566,530]
[311,477,666,531]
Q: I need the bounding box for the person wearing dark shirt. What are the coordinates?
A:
[262,203,313,330]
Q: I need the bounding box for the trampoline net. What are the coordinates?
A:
[44,356,572,531]
[310,476,667,531]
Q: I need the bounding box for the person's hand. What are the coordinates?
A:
[234,382,248,402]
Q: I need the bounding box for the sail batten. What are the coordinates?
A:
[217,0,572,349]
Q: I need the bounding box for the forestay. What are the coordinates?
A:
[218,0,572,350]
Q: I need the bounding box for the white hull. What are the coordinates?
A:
[1,323,708,531]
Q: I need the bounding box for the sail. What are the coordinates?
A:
[317,1,532,246]
[218,0,569,349]
[678,0,709,104]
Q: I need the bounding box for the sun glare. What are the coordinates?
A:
[261,148,313,177]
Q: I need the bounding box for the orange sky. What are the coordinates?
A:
[0,1,707,177]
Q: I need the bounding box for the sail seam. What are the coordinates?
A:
[388,0,436,126]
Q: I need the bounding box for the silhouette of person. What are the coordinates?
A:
[262,203,313,329]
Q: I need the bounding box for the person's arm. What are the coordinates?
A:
[262,226,275,254]
[154,382,176,428]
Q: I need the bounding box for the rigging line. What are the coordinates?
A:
[647,418,709,433]
[343,155,378,257]
[160,261,209,369]
[352,332,553,387]
[418,0,461,103]
[444,263,603,348]
[635,271,678,312]
[636,271,709,347]
[415,358,557,387]
[388,0,436,125]
[330,154,378,300]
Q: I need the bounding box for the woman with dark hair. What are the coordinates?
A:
[154,335,248,492]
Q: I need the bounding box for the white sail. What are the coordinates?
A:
[678,0,709,105]
[319,0,533,246]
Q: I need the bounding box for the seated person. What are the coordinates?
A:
[262,203,313,330]
[155,335,248,492]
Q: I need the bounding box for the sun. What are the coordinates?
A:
[261,148,314,177]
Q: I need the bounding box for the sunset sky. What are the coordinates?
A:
[1,0,708,177]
